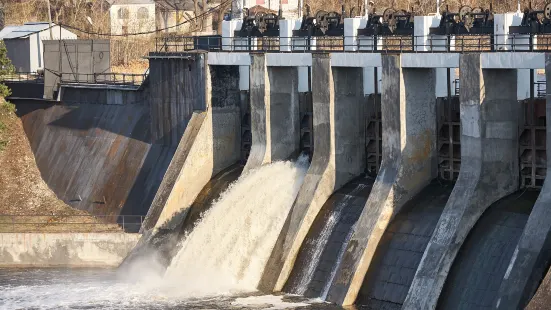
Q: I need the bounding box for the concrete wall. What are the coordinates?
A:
[258,53,366,292]
[495,54,551,310]
[244,53,300,172]
[16,103,175,221]
[5,81,44,99]
[326,54,438,306]
[149,54,207,147]
[403,53,519,309]
[0,233,140,267]
[61,85,147,105]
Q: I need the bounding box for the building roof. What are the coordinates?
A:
[155,0,202,11]
[108,0,155,5]
[0,22,56,39]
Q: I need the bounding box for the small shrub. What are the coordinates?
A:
[0,138,7,151]
[0,83,11,99]
[0,100,15,113]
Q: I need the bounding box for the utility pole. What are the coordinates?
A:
[46,0,54,39]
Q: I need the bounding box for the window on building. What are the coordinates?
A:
[118,7,129,19]
[122,25,128,34]
[137,7,148,19]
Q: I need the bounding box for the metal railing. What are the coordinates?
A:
[454,79,460,95]
[60,72,147,87]
[153,33,551,53]
[1,72,44,83]
[0,214,144,233]
[536,80,547,98]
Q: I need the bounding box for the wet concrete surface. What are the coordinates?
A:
[437,190,538,310]
[284,175,375,298]
[356,181,454,309]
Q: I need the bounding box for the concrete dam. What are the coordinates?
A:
[9,9,551,310]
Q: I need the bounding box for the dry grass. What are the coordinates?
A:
[111,59,150,75]
[0,100,121,233]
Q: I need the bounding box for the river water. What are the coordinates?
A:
[0,158,345,309]
[0,268,343,310]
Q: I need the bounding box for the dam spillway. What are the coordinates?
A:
[9,12,551,310]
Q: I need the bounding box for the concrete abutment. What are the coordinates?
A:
[122,57,242,268]
[258,53,366,292]
[403,53,519,310]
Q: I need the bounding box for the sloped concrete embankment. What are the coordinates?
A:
[283,175,376,298]
[13,55,207,227]
[244,53,300,172]
[258,53,366,293]
[437,190,537,310]
[356,182,454,309]
[16,103,175,222]
[0,233,140,267]
[496,54,551,310]
[325,54,438,306]
[403,53,519,309]
[122,62,242,268]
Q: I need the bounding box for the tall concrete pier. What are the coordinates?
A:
[495,54,551,310]
[123,55,242,267]
[403,54,519,309]
[259,53,366,292]
[244,53,300,172]
[325,54,438,306]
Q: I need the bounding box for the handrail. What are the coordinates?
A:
[59,72,147,87]
[1,72,44,83]
[153,33,551,53]
[0,214,144,233]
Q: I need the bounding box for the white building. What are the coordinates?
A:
[109,0,156,36]
[236,0,301,20]
[155,0,216,35]
[0,22,77,73]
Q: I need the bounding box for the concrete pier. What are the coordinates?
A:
[244,53,300,172]
[258,53,366,292]
[149,68,240,231]
[403,54,519,310]
[122,60,242,268]
[495,54,551,310]
[326,54,438,306]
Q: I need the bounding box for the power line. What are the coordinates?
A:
[62,0,232,37]
[1,0,231,40]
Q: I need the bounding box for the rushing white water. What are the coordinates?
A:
[1,269,330,310]
[0,157,318,309]
[321,225,356,300]
[293,184,367,296]
[159,156,309,297]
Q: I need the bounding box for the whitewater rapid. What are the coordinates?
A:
[1,157,314,309]
[158,156,309,297]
